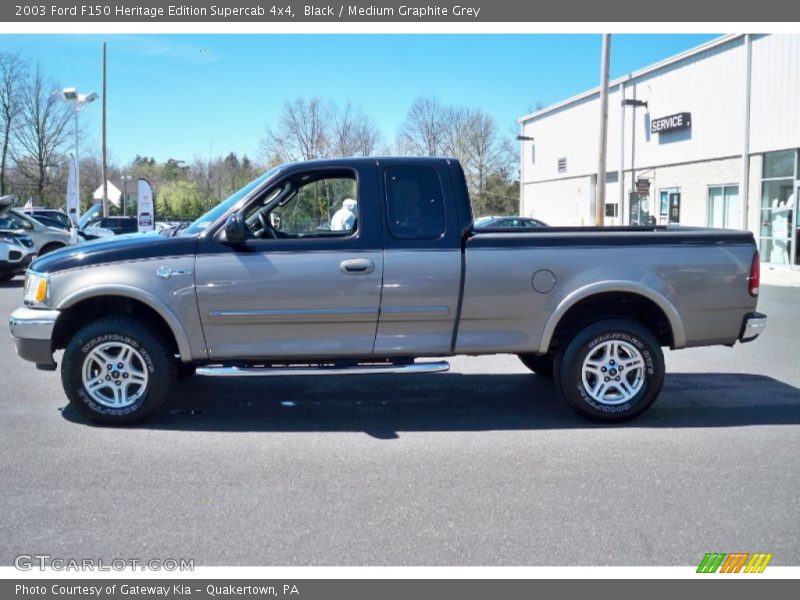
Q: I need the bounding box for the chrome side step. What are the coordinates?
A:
[196,360,450,377]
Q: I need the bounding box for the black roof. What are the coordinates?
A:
[279,156,459,170]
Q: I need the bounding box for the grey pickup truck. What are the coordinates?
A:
[9,157,766,424]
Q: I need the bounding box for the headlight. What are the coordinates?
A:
[23,270,50,306]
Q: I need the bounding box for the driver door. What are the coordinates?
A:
[194,165,383,360]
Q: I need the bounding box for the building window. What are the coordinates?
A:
[763,149,794,179]
[557,157,567,174]
[759,149,798,265]
[707,185,740,229]
[605,203,619,218]
[530,144,535,165]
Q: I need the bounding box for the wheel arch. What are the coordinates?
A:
[39,241,68,255]
[539,282,686,354]
[53,286,193,362]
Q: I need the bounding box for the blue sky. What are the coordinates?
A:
[2,34,719,165]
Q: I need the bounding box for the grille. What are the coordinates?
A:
[8,250,22,261]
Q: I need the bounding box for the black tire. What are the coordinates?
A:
[61,316,176,424]
[177,362,196,379]
[518,353,555,378]
[554,318,664,422]
[39,243,66,256]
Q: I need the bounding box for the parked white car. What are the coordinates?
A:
[0,232,36,281]
[0,197,76,256]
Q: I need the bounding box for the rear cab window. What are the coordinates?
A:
[384,166,446,241]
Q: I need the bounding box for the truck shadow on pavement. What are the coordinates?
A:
[61,372,800,436]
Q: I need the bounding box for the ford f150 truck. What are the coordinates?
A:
[8,157,766,424]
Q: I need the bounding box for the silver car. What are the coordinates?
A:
[0,207,74,256]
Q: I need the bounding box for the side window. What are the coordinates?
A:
[0,214,27,230]
[385,166,446,240]
[246,173,358,239]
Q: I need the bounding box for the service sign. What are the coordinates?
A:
[651,112,692,134]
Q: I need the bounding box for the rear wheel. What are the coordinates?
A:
[518,353,554,378]
[554,318,664,422]
[61,317,176,424]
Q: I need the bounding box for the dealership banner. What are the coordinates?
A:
[137,178,155,233]
[2,579,797,600]
[3,0,798,22]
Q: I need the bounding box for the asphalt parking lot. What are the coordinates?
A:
[0,278,798,566]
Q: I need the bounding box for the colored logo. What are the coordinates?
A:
[697,552,773,573]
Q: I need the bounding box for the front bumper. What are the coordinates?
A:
[739,311,767,343]
[9,306,60,370]
[0,252,35,276]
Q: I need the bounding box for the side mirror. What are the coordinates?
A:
[223,212,246,244]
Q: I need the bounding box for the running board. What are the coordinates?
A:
[195,360,450,377]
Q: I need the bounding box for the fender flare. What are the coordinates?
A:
[57,284,194,362]
[538,281,686,354]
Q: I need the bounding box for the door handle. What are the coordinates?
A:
[340,258,375,274]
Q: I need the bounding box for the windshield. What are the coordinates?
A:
[183,167,282,236]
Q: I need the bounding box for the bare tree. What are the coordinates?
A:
[260,97,328,163]
[329,101,358,158]
[330,102,382,157]
[439,105,473,165]
[0,52,25,196]
[12,65,72,203]
[354,117,381,156]
[465,110,500,200]
[397,96,444,156]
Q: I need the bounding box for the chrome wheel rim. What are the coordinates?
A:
[81,342,149,408]
[581,340,645,405]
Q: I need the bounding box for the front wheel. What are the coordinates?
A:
[61,317,176,424]
[554,318,664,422]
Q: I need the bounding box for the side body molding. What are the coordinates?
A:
[538,280,687,354]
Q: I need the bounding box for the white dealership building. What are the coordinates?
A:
[518,34,800,268]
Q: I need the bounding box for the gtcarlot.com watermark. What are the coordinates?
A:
[14,554,194,572]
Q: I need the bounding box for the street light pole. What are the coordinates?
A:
[74,101,79,216]
[121,175,132,216]
[61,88,97,221]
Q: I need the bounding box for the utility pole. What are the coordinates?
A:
[102,42,108,217]
[595,33,611,226]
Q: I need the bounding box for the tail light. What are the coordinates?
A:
[748,251,760,297]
